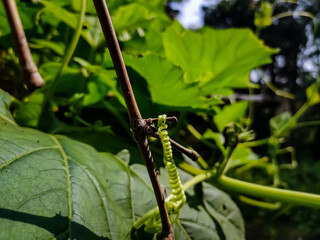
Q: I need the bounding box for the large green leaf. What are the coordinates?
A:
[0,92,156,239]
[113,3,158,31]
[163,23,278,92]
[125,53,220,110]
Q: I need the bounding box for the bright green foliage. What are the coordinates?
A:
[214,101,248,132]
[163,23,277,89]
[269,112,293,137]
[0,1,39,38]
[125,54,221,110]
[254,2,273,28]
[229,145,259,169]
[306,82,320,106]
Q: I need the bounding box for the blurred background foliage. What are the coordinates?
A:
[168,0,320,239]
[0,0,319,239]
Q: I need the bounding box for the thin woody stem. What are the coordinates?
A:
[150,131,199,162]
[2,0,44,91]
[145,116,178,124]
[92,0,173,238]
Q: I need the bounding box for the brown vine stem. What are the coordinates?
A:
[2,0,44,91]
[92,0,173,239]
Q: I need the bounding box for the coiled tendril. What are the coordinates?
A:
[158,114,186,214]
[144,115,186,232]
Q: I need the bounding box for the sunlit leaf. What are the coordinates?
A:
[254,2,273,28]
[125,53,221,110]
[230,145,259,169]
[269,112,293,137]
[40,1,101,47]
[163,23,278,92]
[214,101,248,132]
[306,82,320,106]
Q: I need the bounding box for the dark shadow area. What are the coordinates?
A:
[0,208,109,240]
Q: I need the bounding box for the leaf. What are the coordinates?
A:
[269,112,293,137]
[74,57,125,107]
[306,82,320,106]
[39,62,86,96]
[121,19,167,55]
[202,129,226,154]
[163,23,278,91]
[83,81,109,106]
[71,0,97,14]
[0,1,40,38]
[214,101,248,132]
[229,145,259,169]
[254,2,273,28]
[14,91,44,128]
[30,39,65,56]
[124,53,221,110]
[113,3,155,31]
[0,90,15,125]
[39,1,102,47]
[40,1,78,29]
[0,91,157,239]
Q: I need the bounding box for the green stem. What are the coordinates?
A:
[274,101,308,138]
[135,165,320,229]
[182,171,214,191]
[197,155,210,170]
[234,156,269,175]
[133,207,159,230]
[275,79,320,138]
[238,195,281,210]
[186,124,216,149]
[295,120,320,129]
[38,0,87,127]
[217,175,320,209]
[215,146,235,177]
[239,138,269,148]
[178,162,205,176]
[246,86,254,129]
[272,11,318,34]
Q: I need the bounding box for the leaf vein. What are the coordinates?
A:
[50,136,72,240]
[0,146,59,170]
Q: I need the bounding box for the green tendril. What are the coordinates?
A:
[157,114,186,214]
[136,115,186,233]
